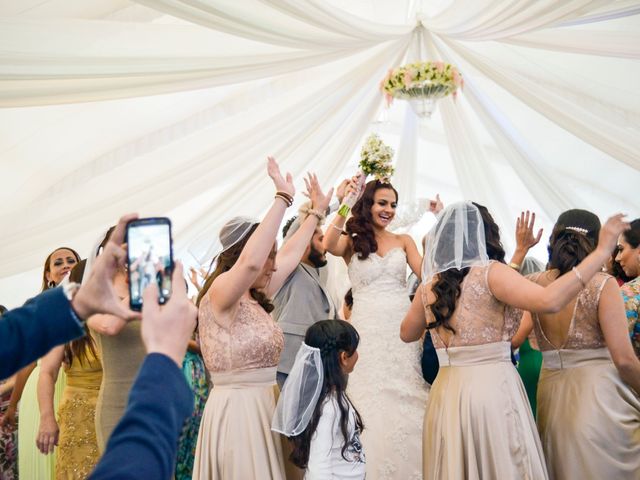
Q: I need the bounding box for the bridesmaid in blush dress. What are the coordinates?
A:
[400,202,629,480]
[520,209,640,479]
[192,158,333,480]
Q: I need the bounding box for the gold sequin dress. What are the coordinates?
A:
[193,295,285,480]
[529,271,640,479]
[55,345,102,479]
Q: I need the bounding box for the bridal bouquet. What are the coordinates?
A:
[338,133,394,217]
[380,61,463,106]
[359,133,394,182]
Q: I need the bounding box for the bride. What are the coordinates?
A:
[323,179,427,479]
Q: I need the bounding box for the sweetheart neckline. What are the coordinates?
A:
[372,246,405,259]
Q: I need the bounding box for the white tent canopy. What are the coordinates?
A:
[1,0,639,307]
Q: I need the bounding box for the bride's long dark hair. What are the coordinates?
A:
[428,203,506,333]
[288,320,363,468]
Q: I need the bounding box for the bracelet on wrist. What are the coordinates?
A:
[276,190,293,202]
[337,204,350,218]
[274,193,293,207]
[508,262,521,271]
[330,223,345,234]
[300,206,325,222]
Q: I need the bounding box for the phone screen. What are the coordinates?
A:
[126,218,173,311]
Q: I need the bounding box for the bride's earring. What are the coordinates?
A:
[48,280,56,288]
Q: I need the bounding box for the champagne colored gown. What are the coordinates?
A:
[422,263,548,480]
[193,295,286,480]
[93,321,146,452]
[530,271,640,479]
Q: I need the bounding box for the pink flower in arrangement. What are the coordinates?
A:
[434,61,444,72]
[384,92,394,106]
[452,69,461,86]
[403,70,413,86]
[379,69,393,91]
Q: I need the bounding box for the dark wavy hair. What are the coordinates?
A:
[547,209,600,276]
[289,320,363,468]
[345,180,398,260]
[428,202,506,333]
[63,259,98,367]
[196,223,274,312]
[611,245,633,283]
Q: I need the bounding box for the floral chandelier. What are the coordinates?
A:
[380,61,463,118]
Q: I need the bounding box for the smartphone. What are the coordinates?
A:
[126,217,174,311]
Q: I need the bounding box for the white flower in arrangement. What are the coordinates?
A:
[336,133,395,217]
[359,133,394,183]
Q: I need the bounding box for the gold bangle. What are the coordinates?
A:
[508,262,521,271]
[572,267,586,288]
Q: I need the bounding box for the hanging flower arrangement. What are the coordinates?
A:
[380,61,463,106]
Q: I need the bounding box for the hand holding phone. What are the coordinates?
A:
[126,217,174,311]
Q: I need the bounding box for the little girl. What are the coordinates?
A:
[273,320,365,479]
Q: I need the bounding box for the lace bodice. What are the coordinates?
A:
[422,262,522,349]
[198,294,284,373]
[345,245,426,480]
[348,247,407,296]
[528,271,610,351]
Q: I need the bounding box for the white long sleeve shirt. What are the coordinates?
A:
[305,395,366,480]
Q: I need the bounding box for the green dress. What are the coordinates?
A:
[18,364,66,480]
[516,338,542,418]
[175,350,210,480]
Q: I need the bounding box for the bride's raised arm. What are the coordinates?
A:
[401,234,422,279]
[323,178,359,262]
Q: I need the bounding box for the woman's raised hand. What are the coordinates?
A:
[597,214,630,255]
[515,210,543,253]
[304,173,334,214]
[267,156,294,198]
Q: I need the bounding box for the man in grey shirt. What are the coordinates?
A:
[273,206,340,389]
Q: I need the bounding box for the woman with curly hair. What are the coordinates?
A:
[323,179,426,479]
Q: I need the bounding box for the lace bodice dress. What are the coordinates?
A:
[529,271,640,479]
[528,271,608,353]
[424,263,522,350]
[346,247,428,480]
[193,294,286,480]
[421,262,549,480]
[198,295,284,373]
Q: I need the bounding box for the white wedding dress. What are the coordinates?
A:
[347,247,428,480]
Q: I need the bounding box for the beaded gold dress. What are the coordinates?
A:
[422,263,548,480]
[529,271,640,479]
[193,295,285,480]
[55,344,102,479]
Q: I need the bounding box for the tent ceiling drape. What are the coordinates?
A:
[1,0,639,306]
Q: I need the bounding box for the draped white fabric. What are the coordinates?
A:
[1,0,639,306]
